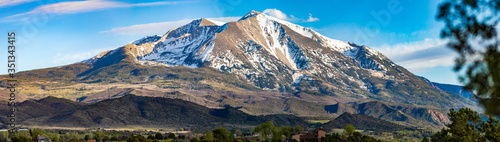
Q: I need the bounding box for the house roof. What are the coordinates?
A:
[313,128,325,132]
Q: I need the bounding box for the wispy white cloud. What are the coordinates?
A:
[101,17,240,36]
[263,9,290,20]
[304,13,319,22]
[396,55,455,72]
[0,0,38,8]
[262,8,319,23]
[1,0,185,22]
[373,38,457,72]
[53,47,114,64]
[205,17,241,25]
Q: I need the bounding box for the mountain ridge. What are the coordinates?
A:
[419,76,476,102]
[0,95,308,128]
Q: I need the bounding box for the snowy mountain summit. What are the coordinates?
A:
[83,11,433,99]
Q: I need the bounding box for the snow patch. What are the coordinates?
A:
[239,11,259,21]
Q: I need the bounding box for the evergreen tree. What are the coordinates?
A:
[271,127,283,142]
[154,133,163,140]
[203,131,213,141]
[95,131,106,142]
[254,121,275,140]
[431,108,500,142]
[235,129,243,138]
[293,125,304,133]
[437,0,500,116]
[344,124,355,136]
[212,127,228,141]
[167,133,177,139]
[421,136,430,142]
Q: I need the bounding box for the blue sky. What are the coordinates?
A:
[0,0,460,85]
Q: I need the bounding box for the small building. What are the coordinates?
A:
[313,128,326,138]
[291,128,326,142]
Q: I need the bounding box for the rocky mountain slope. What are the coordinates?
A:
[325,101,451,127]
[321,112,416,132]
[0,11,479,129]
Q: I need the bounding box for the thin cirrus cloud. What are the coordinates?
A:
[262,8,319,23]
[374,38,457,72]
[0,0,38,8]
[101,19,195,36]
[0,0,186,22]
[100,17,241,36]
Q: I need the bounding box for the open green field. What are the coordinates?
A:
[306,119,331,124]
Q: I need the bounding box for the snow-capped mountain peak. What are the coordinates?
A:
[83,11,396,91]
[74,11,476,120]
[253,12,378,57]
